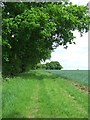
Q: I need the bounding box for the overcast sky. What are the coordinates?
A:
[45,0,89,70]
[69,0,89,5]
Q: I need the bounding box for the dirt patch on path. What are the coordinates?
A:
[72,82,90,94]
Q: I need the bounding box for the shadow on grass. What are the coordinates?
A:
[20,72,44,80]
[3,112,25,118]
[3,70,60,82]
[19,70,59,81]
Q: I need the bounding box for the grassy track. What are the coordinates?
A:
[2,70,88,118]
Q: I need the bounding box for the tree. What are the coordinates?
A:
[2,2,90,76]
[45,61,63,70]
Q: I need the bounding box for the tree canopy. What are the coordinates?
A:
[36,61,63,70]
[2,2,90,76]
[46,61,63,70]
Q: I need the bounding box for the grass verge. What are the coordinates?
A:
[2,70,88,118]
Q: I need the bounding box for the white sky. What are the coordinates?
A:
[69,0,89,5]
[45,0,89,70]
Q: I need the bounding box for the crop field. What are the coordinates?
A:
[47,70,89,86]
[2,70,88,118]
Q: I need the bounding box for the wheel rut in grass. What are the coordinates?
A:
[28,80,40,118]
[37,79,55,118]
[28,78,52,118]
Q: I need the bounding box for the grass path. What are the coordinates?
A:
[2,70,88,118]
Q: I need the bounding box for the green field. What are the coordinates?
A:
[47,70,88,86]
[2,70,88,118]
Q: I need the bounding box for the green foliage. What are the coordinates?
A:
[36,61,63,70]
[2,2,90,76]
[45,61,63,70]
[36,63,43,69]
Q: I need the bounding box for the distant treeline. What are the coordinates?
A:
[36,61,63,70]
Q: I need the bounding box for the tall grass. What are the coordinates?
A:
[2,70,88,118]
